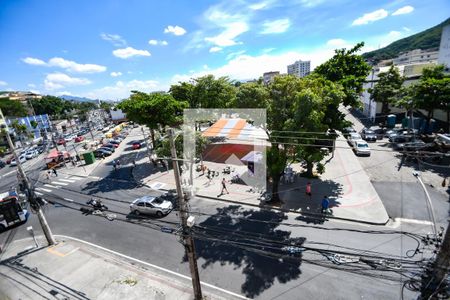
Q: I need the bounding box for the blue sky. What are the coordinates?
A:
[0,0,448,100]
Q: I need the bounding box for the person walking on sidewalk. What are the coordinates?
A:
[220,178,229,195]
[306,182,312,200]
[321,196,330,214]
[112,160,117,171]
[45,171,51,181]
[52,168,58,177]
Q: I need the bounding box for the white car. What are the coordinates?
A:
[130,195,173,217]
[25,150,38,160]
[353,141,371,156]
[347,133,363,148]
[10,155,26,166]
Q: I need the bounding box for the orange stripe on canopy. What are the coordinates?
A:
[202,118,229,137]
[228,119,246,139]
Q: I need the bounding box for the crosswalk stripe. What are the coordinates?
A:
[52,181,68,186]
[35,191,43,196]
[59,179,76,183]
[36,187,52,192]
[44,184,59,189]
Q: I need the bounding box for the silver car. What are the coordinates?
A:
[130,195,173,217]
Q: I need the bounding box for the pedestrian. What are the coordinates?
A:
[46,171,51,181]
[321,196,329,214]
[116,159,121,169]
[132,159,136,169]
[306,182,312,199]
[220,178,229,195]
[52,168,58,177]
[151,158,157,168]
[112,160,117,171]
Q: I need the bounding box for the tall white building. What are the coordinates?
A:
[438,24,450,68]
[262,71,279,85]
[287,60,310,78]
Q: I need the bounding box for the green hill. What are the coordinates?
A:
[362,17,450,63]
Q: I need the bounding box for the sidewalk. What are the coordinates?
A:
[132,139,389,225]
[0,236,244,300]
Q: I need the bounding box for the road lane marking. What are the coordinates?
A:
[2,170,15,177]
[36,187,52,192]
[55,235,249,300]
[52,181,68,186]
[44,184,59,189]
[395,218,434,225]
[63,198,74,202]
[35,192,43,196]
[59,179,76,183]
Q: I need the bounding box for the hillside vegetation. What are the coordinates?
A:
[362,17,450,63]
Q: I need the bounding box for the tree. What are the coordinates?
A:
[232,82,269,108]
[0,98,27,117]
[30,120,38,129]
[314,42,371,108]
[32,95,75,118]
[170,81,195,107]
[414,65,450,128]
[117,91,188,146]
[369,65,405,115]
[192,75,236,108]
[10,120,30,147]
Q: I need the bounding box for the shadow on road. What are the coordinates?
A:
[187,205,305,298]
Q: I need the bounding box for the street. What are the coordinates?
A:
[0,125,445,299]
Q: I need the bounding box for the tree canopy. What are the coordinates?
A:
[314,42,371,107]
[369,65,404,115]
[0,98,27,117]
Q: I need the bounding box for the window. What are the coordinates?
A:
[137,202,145,207]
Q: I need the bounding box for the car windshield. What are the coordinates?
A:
[152,198,164,204]
[357,143,368,148]
[365,130,375,134]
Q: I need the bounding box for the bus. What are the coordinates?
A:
[0,191,29,232]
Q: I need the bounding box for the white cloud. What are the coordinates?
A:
[205,21,249,47]
[112,47,151,59]
[44,73,91,90]
[110,71,122,77]
[0,80,7,86]
[403,26,411,32]
[164,25,187,36]
[392,5,414,16]
[171,46,338,84]
[261,18,291,34]
[209,46,223,53]
[48,57,106,73]
[352,9,388,26]
[84,79,160,100]
[100,33,127,47]
[148,39,168,46]
[226,50,246,60]
[28,83,36,88]
[298,0,325,7]
[326,38,348,47]
[249,1,269,10]
[22,57,46,65]
[22,56,106,73]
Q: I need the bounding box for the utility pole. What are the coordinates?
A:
[168,128,202,300]
[421,223,450,299]
[0,108,56,245]
[141,127,153,163]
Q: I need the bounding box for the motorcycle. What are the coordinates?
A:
[86,198,109,211]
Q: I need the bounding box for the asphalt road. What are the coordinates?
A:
[0,125,440,299]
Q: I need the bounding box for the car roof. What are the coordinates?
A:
[135,195,156,203]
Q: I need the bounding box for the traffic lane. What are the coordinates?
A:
[7,197,421,300]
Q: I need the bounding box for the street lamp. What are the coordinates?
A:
[413,171,438,236]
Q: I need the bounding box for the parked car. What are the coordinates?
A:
[132,141,142,150]
[74,136,85,143]
[109,140,121,146]
[342,127,356,138]
[360,128,377,142]
[0,160,5,168]
[395,140,430,151]
[25,150,38,160]
[94,148,112,157]
[103,142,119,149]
[57,138,66,145]
[389,134,414,143]
[100,144,115,152]
[36,145,45,154]
[347,133,363,148]
[353,141,371,156]
[10,155,26,166]
[130,195,173,217]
